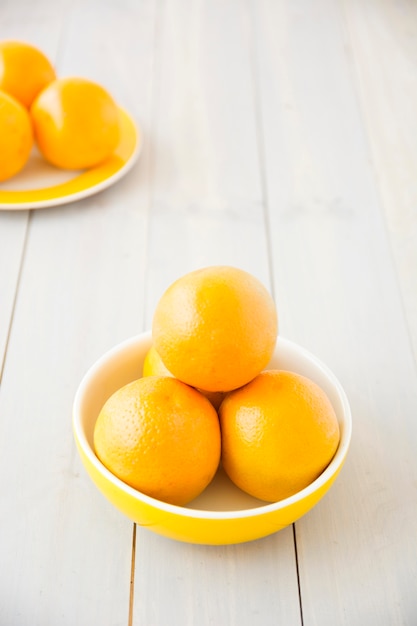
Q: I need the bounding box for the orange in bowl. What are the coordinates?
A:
[73,331,352,545]
[30,77,120,170]
[94,376,221,506]
[143,344,226,410]
[220,370,340,503]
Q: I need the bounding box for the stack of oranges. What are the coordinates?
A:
[94,266,340,507]
[0,40,120,183]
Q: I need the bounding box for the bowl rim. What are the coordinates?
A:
[73,332,352,520]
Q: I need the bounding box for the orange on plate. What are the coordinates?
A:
[152,266,278,392]
[0,90,33,182]
[219,370,340,502]
[30,77,120,170]
[0,40,56,108]
[93,376,221,506]
[143,345,226,410]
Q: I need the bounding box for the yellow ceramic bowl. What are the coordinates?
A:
[73,331,352,545]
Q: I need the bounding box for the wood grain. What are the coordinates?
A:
[344,0,417,356]
[134,1,301,624]
[0,1,153,624]
[254,0,417,623]
[0,212,27,374]
[0,0,416,623]
[0,0,68,378]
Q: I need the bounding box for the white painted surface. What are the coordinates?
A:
[0,0,416,624]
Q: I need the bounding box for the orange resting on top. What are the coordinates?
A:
[152,266,278,392]
[0,40,56,108]
[143,344,226,410]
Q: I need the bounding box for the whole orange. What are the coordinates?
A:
[30,77,120,170]
[219,370,340,502]
[93,376,221,506]
[143,344,226,410]
[0,90,33,182]
[152,266,278,392]
[0,40,56,108]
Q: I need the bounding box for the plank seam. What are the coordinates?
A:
[128,524,137,626]
[0,212,31,385]
[246,0,276,302]
[142,0,165,331]
[340,0,417,371]
[293,524,305,626]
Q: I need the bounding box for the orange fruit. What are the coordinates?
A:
[219,370,340,502]
[0,40,56,108]
[143,344,173,378]
[0,90,33,182]
[30,77,120,170]
[152,266,278,392]
[143,344,226,410]
[93,376,221,506]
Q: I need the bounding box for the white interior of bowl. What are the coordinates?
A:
[73,331,352,519]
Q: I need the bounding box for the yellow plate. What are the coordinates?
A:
[0,107,142,210]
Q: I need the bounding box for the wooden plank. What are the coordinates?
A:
[253,0,417,622]
[133,1,302,624]
[0,212,27,373]
[135,530,299,626]
[143,0,274,315]
[0,1,68,376]
[2,0,415,623]
[0,206,139,626]
[343,0,417,355]
[0,1,155,623]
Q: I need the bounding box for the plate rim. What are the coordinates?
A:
[0,107,142,210]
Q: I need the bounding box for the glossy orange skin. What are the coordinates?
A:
[142,344,173,377]
[0,90,33,182]
[219,370,340,502]
[0,40,56,108]
[152,266,278,392]
[94,376,221,506]
[143,344,226,410]
[30,77,120,170]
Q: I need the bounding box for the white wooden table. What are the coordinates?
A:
[1,1,416,624]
